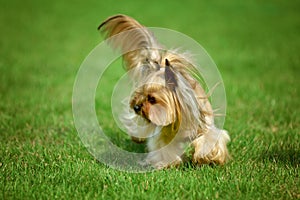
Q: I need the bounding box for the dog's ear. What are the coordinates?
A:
[98,14,161,70]
[149,104,173,126]
[164,59,178,91]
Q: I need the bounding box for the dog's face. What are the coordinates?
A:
[130,62,180,126]
[130,82,178,127]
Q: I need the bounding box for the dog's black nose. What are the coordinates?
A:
[133,105,141,113]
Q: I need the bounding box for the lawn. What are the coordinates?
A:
[1,0,299,199]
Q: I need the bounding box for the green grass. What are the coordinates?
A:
[1,0,299,199]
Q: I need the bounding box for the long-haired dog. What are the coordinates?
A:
[98,14,230,169]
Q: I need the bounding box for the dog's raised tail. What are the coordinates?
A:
[98,14,161,70]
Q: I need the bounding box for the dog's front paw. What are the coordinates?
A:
[131,136,146,143]
[192,129,230,165]
[145,152,183,169]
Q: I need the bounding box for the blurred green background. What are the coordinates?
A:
[0,0,299,199]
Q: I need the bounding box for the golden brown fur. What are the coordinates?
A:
[99,14,230,168]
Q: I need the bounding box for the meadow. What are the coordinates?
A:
[0,0,299,199]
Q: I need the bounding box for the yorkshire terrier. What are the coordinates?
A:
[98,14,230,169]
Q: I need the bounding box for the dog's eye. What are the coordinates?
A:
[147,95,156,104]
[133,105,141,113]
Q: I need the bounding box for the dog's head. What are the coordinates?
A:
[129,59,182,132]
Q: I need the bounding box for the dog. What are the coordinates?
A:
[98,14,230,169]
